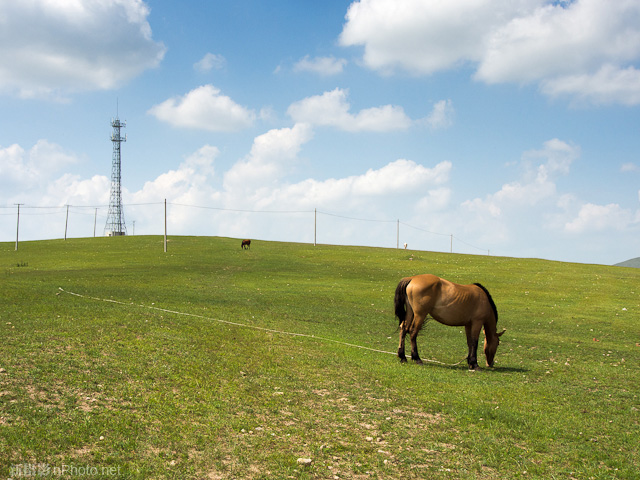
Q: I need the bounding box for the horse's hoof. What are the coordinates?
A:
[469,365,481,371]
[414,360,424,365]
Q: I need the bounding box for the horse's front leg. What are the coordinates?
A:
[465,324,481,370]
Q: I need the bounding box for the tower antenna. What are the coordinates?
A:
[104,110,127,236]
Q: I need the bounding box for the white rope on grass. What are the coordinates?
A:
[57,287,466,366]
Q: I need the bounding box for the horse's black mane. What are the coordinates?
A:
[474,283,498,323]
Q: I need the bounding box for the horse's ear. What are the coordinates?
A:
[497,328,506,337]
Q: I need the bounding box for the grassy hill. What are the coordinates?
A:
[1,236,638,479]
[615,257,640,268]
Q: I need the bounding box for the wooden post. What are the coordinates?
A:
[164,199,167,253]
[64,205,69,240]
[15,204,22,251]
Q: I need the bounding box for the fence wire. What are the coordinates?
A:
[1,201,490,255]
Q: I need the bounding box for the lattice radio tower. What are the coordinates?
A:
[104,113,127,236]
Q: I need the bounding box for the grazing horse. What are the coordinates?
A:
[241,239,251,249]
[394,274,505,370]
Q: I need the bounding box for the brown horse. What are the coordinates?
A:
[394,274,505,370]
[241,239,251,249]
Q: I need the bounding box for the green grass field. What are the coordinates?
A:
[1,236,638,479]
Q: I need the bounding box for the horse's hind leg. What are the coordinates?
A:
[397,304,414,363]
[398,323,408,363]
[409,314,427,365]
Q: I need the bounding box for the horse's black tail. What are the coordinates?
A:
[394,278,412,325]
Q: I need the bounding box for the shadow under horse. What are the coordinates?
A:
[394,274,505,370]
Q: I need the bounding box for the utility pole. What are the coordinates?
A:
[64,205,70,240]
[15,203,22,251]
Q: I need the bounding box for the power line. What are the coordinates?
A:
[400,221,451,237]
[169,201,310,214]
[317,210,396,223]
[2,202,491,255]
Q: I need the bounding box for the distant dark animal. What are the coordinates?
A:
[241,239,251,249]
[394,274,505,370]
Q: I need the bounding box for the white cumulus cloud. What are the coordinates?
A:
[129,145,221,231]
[148,85,256,132]
[565,203,638,233]
[351,159,450,195]
[620,162,639,173]
[340,0,640,105]
[423,99,455,129]
[0,0,165,99]
[462,139,580,218]
[340,0,517,74]
[133,144,219,203]
[293,55,348,75]
[245,159,451,214]
[287,88,412,131]
[540,64,640,106]
[0,140,79,190]
[194,53,227,72]
[223,123,314,199]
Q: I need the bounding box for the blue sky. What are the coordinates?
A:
[1,0,639,265]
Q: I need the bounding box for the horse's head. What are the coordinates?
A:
[484,328,506,367]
